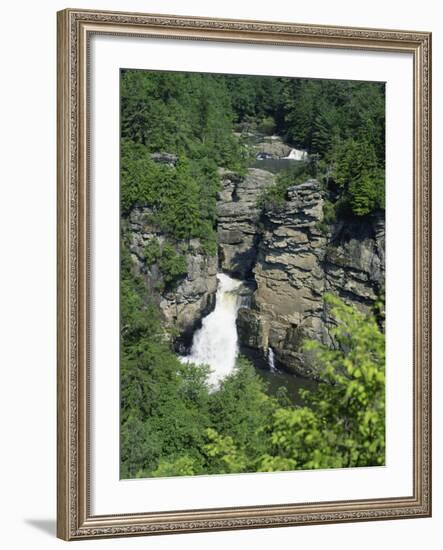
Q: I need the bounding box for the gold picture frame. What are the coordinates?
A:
[57,8,432,540]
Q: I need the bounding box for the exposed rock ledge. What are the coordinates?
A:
[127,207,217,350]
[126,159,385,379]
[217,167,276,277]
[234,180,385,378]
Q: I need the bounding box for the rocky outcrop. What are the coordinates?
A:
[150,152,178,166]
[235,180,385,378]
[127,207,217,350]
[236,181,327,377]
[126,147,385,378]
[252,136,291,158]
[217,167,276,277]
[324,213,385,305]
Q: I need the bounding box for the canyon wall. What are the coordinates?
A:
[127,162,384,379]
[218,169,385,378]
[127,207,218,352]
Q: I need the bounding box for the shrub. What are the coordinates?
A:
[257,116,277,136]
[144,238,161,265]
[158,243,188,286]
[322,199,337,225]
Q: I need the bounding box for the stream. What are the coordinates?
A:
[180,272,318,403]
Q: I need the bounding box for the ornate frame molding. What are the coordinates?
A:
[57,8,431,540]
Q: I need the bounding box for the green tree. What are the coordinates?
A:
[120,242,212,478]
[120,70,387,479]
[158,158,202,239]
[333,138,384,216]
[262,294,385,470]
[208,358,276,464]
[259,164,311,209]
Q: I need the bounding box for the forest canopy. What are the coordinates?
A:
[121,70,385,230]
[120,69,386,478]
[121,254,385,478]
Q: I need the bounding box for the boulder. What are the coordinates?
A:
[252,136,292,158]
[150,152,178,166]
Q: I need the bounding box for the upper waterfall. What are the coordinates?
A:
[180,273,243,387]
[284,148,308,161]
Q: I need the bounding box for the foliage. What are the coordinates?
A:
[315,199,337,235]
[121,70,245,171]
[144,238,161,265]
[259,165,311,209]
[225,75,385,217]
[120,70,386,479]
[121,142,217,253]
[322,199,337,225]
[122,69,385,260]
[259,406,341,471]
[157,243,188,286]
[332,138,385,216]
[257,115,277,136]
[151,456,200,478]
[202,428,248,474]
[121,70,251,255]
[252,295,385,472]
[301,294,385,466]
[121,289,385,478]
[208,358,276,465]
[120,242,212,479]
[144,239,188,289]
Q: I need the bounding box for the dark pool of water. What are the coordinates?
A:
[240,346,319,406]
[256,367,318,406]
[252,158,306,174]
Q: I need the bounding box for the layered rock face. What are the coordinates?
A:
[126,159,385,378]
[324,214,385,306]
[233,179,385,378]
[217,168,276,277]
[253,136,292,158]
[236,181,328,377]
[127,207,218,350]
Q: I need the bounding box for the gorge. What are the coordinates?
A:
[120,70,387,478]
[127,142,385,387]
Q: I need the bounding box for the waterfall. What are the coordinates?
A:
[181,273,243,387]
[284,148,308,161]
[268,347,277,372]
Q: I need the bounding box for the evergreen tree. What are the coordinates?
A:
[120,69,387,479]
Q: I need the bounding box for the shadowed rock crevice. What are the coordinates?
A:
[217,167,276,279]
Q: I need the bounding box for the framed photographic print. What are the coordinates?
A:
[57,8,432,540]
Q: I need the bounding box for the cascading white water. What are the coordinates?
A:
[268,347,277,372]
[181,273,243,387]
[284,148,308,161]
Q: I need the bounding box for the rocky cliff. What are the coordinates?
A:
[219,173,385,378]
[127,161,384,379]
[127,207,218,351]
[217,167,276,277]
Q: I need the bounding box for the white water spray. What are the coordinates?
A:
[284,148,308,161]
[268,347,277,372]
[181,273,243,387]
